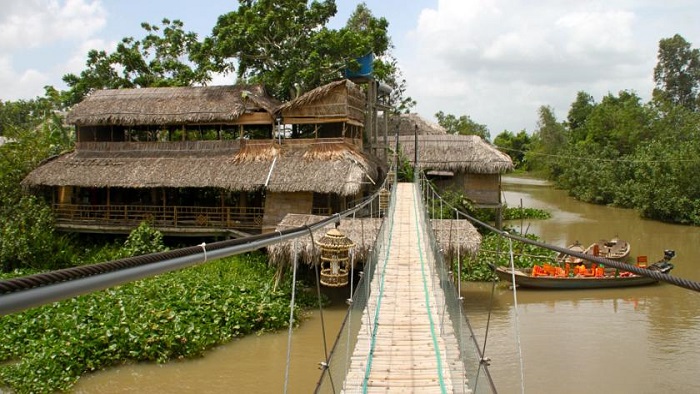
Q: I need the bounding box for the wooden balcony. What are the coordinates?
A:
[52,204,334,237]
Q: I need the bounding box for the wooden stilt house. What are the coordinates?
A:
[21,81,383,237]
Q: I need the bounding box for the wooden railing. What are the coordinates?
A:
[52,204,265,230]
[53,204,335,232]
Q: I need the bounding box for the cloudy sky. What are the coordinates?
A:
[2,1,699,135]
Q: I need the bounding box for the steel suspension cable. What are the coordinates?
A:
[0,177,392,316]
[283,239,299,394]
[421,178,700,293]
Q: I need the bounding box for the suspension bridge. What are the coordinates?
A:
[340,183,465,392]
[4,174,700,393]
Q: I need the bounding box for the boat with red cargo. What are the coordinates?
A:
[492,250,675,289]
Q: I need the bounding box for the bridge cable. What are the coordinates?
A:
[421,179,700,293]
[362,186,396,393]
[309,225,337,394]
[412,183,448,393]
[507,238,527,394]
[283,239,299,394]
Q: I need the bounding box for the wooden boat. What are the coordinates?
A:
[491,250,675,290]
[555,241,586,265]
[584,238,630,261]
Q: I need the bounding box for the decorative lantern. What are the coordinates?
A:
[316,227,355,287]
[386,170,396,186]
[379,187,390,214]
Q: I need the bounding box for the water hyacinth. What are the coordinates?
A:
[0,252,315,394]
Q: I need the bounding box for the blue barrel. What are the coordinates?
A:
[344,53,374,79]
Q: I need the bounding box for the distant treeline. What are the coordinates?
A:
[493,34,700,226]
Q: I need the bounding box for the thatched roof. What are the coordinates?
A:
[396,134,513,174]
[267,213,481,267]
[378,113,448,136]
[66,85,280,126]
[279,79,365,125]
[21,139,382,196]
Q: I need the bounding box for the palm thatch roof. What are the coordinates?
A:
[21,139,382,196]
[279,79,365,125]
[267,213,481,267]
[396,134,513,174]
[378,113,448,136]
[66,85,280,126]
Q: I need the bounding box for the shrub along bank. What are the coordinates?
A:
[0,252,316,394]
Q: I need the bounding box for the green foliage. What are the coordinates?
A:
[122,222,168,257]
[434,111,490,140]
[0,196,66,272]
[0,252,313,394]
[0,103,75,272]
[396,148,414,182]
[653,34,700,111]
[62,19,212,106]
[502,206,551,220]
[493,129,531,169]
[459,231,556,281]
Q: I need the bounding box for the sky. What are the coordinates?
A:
[2,0,700,135]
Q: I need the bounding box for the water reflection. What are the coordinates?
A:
[465,176,700,393]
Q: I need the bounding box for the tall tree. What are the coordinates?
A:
[566,90,595,142]
[583,91,652,155]
[434,111,490,140]
[208,1,396,100]
[653,34,700,111]
[525,106,565,174]
[62,19,212,106]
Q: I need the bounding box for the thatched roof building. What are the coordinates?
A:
[279,79,365,126]
[378,113,448,136]
[21,139,382,196]
[397,134,513,174]
[66,85,280,127]
[267,213,481,266]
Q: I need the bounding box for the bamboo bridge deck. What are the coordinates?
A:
[342,183,467,393]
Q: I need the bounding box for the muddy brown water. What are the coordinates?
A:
[75,176,700,393]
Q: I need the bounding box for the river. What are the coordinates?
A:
[74,176,700,393]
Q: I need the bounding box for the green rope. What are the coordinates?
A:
[411,183,448,393]
[362,185,396,392]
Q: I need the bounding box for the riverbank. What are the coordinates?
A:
[0,252,316,394]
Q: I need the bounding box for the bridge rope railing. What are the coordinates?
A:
[314,168,398,393]
[415,173,497,394]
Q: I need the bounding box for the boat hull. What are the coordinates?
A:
[493,266,661,289]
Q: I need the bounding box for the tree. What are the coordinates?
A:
[525,105,565,174]
[0,103,74,271]
[493,130,531,169]
[653,34,700,111]
[434,111,490,140]
[582,91,652,155]
[208,1,396,100]
[566,91,595,142]
[62,19,212,106]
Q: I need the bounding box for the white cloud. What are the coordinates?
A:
[0,0,106,50]
[0,55,50,100]
[405,0,668,133]
[0,1,107,99]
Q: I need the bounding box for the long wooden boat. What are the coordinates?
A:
[492,251,674,290]
[584,238,630,261]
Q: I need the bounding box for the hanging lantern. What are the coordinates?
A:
[316,227,355,287]
[386,170,396,186]
[379,187,390,214]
